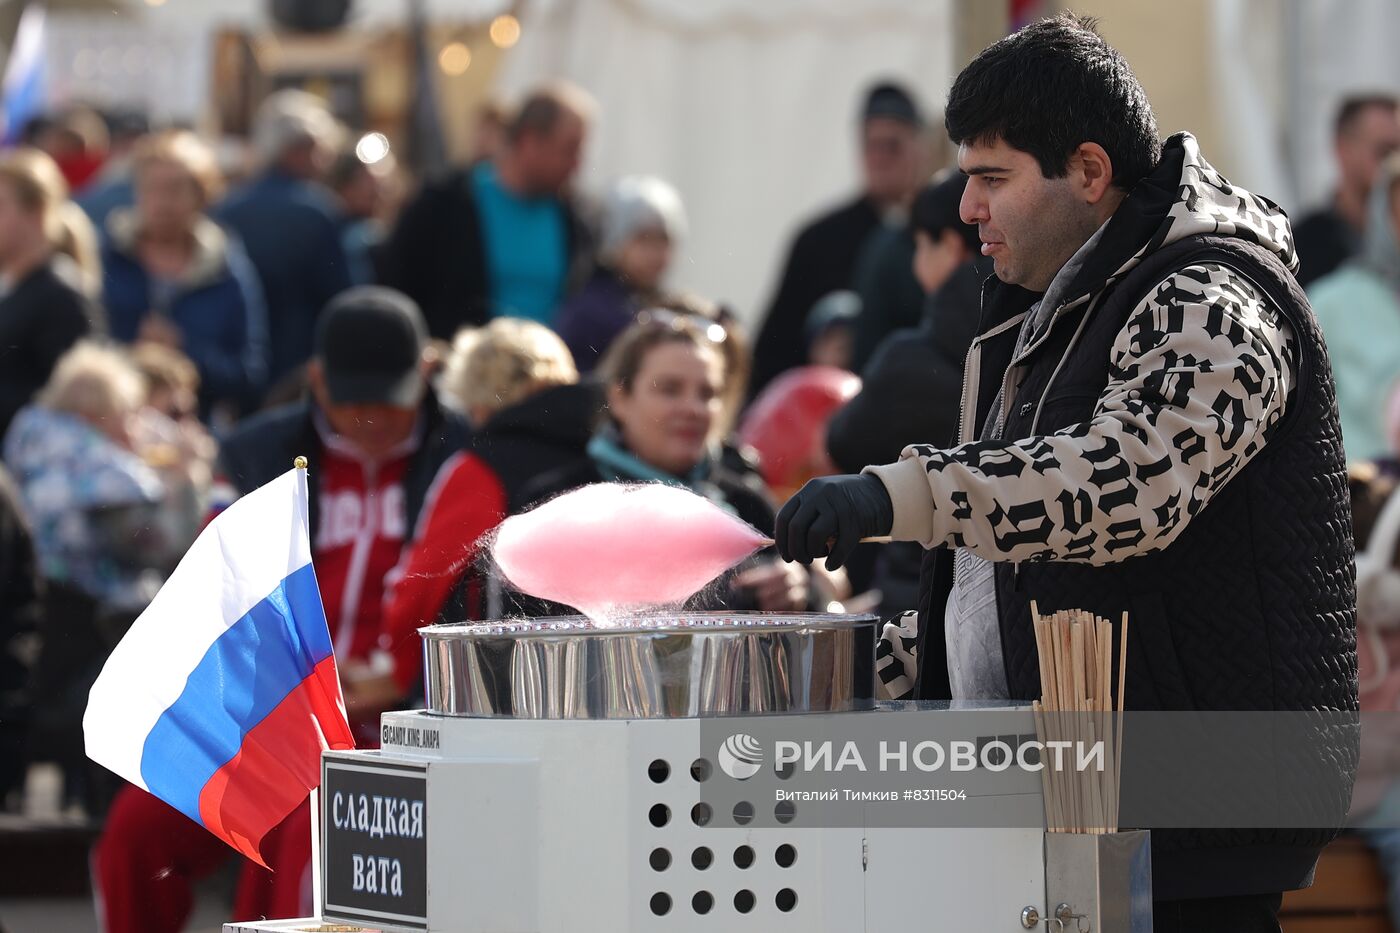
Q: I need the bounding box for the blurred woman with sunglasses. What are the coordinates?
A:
[517,313,810,613]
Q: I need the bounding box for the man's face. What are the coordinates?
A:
[309,362,421,461]
[861,117,921,207]
[1338,105,1400,197]
[136,158,203,240]
[521,112,586,195]
[958,137,1096,293]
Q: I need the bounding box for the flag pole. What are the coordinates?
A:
[295,456,325,918]
[309,787,323,917]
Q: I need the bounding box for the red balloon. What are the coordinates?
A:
[738,366,861,499]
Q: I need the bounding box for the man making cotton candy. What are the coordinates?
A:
[776,14,1354,931]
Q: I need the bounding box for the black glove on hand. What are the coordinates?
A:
[774,474,895,570]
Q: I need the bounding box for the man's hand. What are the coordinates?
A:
[775,474,894,570]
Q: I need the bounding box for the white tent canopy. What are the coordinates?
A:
[495,0,955,324]
[31,0,1400,322]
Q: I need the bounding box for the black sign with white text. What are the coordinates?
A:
[322,756,429,929]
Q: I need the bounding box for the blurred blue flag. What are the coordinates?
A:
[2,2,46,145]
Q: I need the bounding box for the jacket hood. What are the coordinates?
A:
[1038,132,1299,311]
[105,208,236,290]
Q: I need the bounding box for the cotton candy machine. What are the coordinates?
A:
[420,612,876,719]
[225,610,1151,933]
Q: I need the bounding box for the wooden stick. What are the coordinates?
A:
[1052,613,1075,823]
[1052,707,1069,832]
[1036,619,1055,713]
[1033,701,1055,831]
[758,535,893,547]
[1072,620,1086,834]
[1032,601,1051,705]
[1098,623,1113,828]
[1072,621,1086,713]
[1099,624,1112,714]
[1089,720,1104,833]
[1115,611,1129,833]
[1084,619,1099,710]
[1072,621,1088,833]
[1055,614,1071,710]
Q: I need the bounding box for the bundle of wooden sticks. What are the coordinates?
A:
[1031,602,1127,834]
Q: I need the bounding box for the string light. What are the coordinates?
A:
[489,14,521,49]
[438,42,471,76]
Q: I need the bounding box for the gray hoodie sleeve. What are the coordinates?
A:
[864,262,1296,565]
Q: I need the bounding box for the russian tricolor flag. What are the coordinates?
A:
[85,465,354,866]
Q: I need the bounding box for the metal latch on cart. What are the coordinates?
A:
[1021,903,1090,931]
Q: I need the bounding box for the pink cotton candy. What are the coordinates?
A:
[491,483,770,621]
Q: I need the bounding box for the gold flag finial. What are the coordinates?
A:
[294,456,308,470]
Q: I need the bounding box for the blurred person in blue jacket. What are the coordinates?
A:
[1309,151,1400,462]
[102,130,268,424]
[217,90,352,384]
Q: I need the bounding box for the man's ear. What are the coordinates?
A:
[1072,142,1117,205]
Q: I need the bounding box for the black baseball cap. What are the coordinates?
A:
[314,286,427,406]
[862,81,923,127]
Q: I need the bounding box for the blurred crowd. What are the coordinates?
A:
[2,73,1400,930]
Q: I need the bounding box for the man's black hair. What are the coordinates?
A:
[944,12,1159,189]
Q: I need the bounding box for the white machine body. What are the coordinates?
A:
[285,706,1047,933]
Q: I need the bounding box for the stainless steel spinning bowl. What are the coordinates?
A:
[419,612,879,719]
